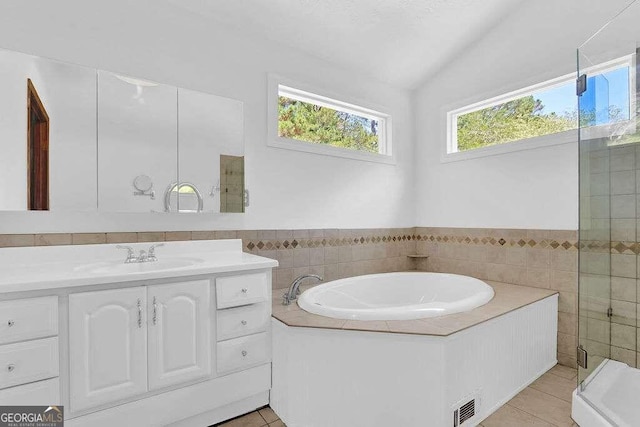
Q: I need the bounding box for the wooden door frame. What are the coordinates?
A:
[26,78,50,210]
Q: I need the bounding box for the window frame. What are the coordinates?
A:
[443,55,635,163]
[267,75,395,164]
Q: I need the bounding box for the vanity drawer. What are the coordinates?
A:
[217,303,269,341]
[0,337,59,390]
[0,378,60,405]
[217,332,269,374]
[0,297,58,345]
[216,273,268,309]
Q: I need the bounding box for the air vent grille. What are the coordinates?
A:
[453,398,476,426]
[458,399,475,424]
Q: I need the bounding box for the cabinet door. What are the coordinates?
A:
[148,280,211,390]
[69,287,147,412]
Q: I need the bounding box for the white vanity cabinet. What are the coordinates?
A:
[216,273,270,375]
[0,296,59,405]
[69,287,148,411]
[147,280,210,390]
[0,240,277,426]
[69,280,212,411]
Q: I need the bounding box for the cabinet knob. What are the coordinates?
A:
[7,364,15,373]
[241,320,247,326]
[241,288,248,294]
[241,350,247,357]
[7,320,14,327]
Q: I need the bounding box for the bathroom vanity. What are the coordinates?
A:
[0,240,277,426]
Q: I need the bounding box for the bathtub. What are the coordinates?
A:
[272,290,559,427]
[297,272,495,320]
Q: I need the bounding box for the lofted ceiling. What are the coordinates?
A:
[0,0,527,90]
[169,0,527,89]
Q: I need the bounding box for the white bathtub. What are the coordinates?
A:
[297,272,495,321]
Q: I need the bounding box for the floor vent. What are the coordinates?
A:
[453,397,477,426]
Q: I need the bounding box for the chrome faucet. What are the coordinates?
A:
[283,274,323,305]
[116,244,165,264]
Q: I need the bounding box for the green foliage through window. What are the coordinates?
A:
[454,65,630,152]
[456,96,576,151]
[278,96,380,154]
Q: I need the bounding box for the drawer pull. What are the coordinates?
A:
[241,350,247,357]
[241,288,248,294]
[241,320,247,326]
[7,364,15,373]
[7,320,14,327]
[137,299,142,328]
[152,297,157,325]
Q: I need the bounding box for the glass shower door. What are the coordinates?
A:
[577,1,640,421]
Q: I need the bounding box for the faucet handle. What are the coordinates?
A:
[116,245,135,256]
[116,245,137,263]
[148,243,164,256]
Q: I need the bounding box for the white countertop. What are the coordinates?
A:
[0,240,278,293]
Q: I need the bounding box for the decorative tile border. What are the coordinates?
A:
[577,240,640,254]
[414,234,579,251]
[0,229,580,251]
[244,233,414,252]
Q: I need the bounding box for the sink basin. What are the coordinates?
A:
[74,257,204,275]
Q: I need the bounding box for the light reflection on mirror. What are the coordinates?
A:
[219,155,245,213]
[164,182,203,213]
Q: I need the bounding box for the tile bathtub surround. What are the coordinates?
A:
[415,227,579,368]
[272,280,557,336]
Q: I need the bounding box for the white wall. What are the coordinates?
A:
[413,0,633,230]
[0,0,414,233]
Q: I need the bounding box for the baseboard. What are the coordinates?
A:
[169,392,270,427]
[66,364,271,427]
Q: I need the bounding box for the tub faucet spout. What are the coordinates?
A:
[283,274,323,305]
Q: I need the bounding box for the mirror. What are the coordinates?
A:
[96,71,178,213]
[177,88,245,213]
[0,49,97,211]
[0,48,246,214]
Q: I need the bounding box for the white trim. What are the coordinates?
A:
[444,55,635,162]
[267,74,396,165]
[442,129,578,163]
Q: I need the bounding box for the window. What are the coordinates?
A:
[268,76,393,163]
[446,56,634,161]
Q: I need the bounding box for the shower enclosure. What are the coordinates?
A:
[575,1,640,425]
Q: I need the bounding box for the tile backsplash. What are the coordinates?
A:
[0,226,577,367]
[414,227,578,368]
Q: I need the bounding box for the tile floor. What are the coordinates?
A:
[213,364,578,427]
[480,364,578,427]
[213,406,285,427]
